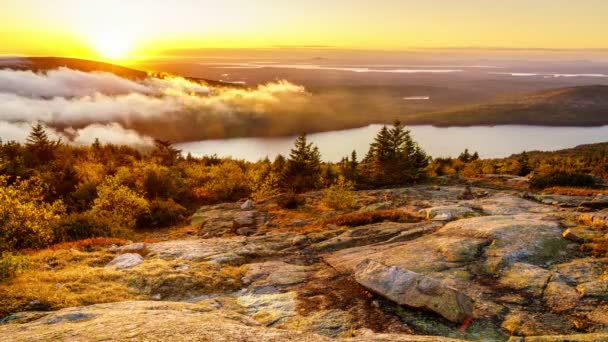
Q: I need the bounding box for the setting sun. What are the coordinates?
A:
[92,32,132,60]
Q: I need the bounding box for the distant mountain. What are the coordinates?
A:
[0,57,237,87]
[405,85,608,126]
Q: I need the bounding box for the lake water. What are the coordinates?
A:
[177,125,608,162]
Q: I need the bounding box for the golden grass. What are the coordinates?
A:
[0,247,246,316]
[0,249,136,315]
[21,237,129,255]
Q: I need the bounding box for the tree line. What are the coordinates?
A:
[0,121,429,252]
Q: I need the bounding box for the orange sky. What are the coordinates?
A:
[1,0,607,60]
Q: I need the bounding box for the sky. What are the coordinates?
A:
[1,0,607,60]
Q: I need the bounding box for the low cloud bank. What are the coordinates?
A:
[0,67,390,146]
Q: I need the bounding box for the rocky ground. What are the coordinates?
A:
[1,180,608,341]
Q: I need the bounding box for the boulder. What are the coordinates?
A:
[418,205,476,221]
[562,227,603,243]
[106,253,143,269]
[116,242,148,256]
[353,259,473,323]
[233,211,257,230]
[241,199,255,210]
[457,186,474,200]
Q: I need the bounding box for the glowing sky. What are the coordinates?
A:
[1,0,607,59]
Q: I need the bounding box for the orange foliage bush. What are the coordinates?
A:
[324,210,419,227]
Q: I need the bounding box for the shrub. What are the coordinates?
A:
[201,161,250,202]
[0,176,65,251]
[529,171,597,190]
[323,176,356,210]
[0,252,28,281]
[51,212,113,242]
[324,210,419,227]
[91,176,149,231]
[277,192,306,209]
[248,162,280,200]
[136,199,187,228]
[65,182,98,212]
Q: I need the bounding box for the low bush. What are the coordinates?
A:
[0,176,65,252]
[136,199,187,228]
[51,212,113,242]
[91,176,149,230]
[324,210,419,227]
[277,192,306,209]
[0,252,28,281]
[529,171,597,190]
[323,176,356,210]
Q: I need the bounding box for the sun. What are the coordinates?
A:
[92,32,132,60]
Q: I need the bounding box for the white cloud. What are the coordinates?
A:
[0,67,311,145]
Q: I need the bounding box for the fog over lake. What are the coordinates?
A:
[177,125,608,162]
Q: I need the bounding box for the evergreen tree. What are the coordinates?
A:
[458,149,472,163]
[26,122,58,165]
[281,133,322,193]
[152,139,182,166]
[321,164,336,187]
[362,121,429,187]
[273,154,286,173]
[518,151,533,176]
[340,150,360,185]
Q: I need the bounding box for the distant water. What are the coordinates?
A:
[177,125,608,162]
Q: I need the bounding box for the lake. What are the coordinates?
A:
[176,125,608,162]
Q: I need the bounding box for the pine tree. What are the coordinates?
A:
[26,122,58,165]
[321,164,336,187]
[340,150,360,185]
[281,133,322,193]
[518,151,533,176]
[152,139,182,166]
[362,121,429,187]
[458,149,472,163]
[273,154,286,173]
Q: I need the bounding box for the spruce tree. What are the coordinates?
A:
[362,121,429,187]
[340,150,359,185]
[152,139,182,166]
[518,151,533,176]
[273,154,286,173]
[26,122,58,165]
[281,133,322,193]
[458,149,472,163]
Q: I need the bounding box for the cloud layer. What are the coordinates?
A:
[0,67,313,146]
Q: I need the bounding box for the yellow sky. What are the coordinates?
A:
[1,0,607,60]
